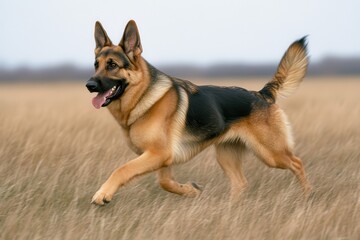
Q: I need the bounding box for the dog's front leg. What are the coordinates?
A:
[158,166,202,197]
[91,151,169,205]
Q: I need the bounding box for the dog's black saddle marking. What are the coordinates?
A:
[185,85,260,140]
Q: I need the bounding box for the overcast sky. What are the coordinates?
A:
[0,0,359,68]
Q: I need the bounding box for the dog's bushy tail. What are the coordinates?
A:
[259,36,308,103]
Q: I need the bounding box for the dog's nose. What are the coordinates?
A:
[86,80,99,92]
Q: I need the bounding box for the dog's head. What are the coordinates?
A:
[86,20,143,109]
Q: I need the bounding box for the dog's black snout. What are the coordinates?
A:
[86,79,99,93]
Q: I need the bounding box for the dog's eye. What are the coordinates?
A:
[107,60,118,71]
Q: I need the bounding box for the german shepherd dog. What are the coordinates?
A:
[86,20,312,205]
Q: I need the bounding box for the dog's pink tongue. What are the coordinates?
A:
[92,93,106,109]
[91,89,112,109]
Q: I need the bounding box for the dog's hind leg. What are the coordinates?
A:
[287,154,312,195]
[158,166,202,197]
[251,145,312,196]
[215,142,248,200]
[241,108,312,195]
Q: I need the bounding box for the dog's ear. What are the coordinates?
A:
[119,20,143,60]
[94,21,112,49]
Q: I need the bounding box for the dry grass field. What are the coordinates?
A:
[0,77,359,240]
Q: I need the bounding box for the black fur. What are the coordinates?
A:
[259,81,280,103]
[296,35,308,47]
[146,61,162,83]
[185,86,262,140]
[86,77,126,93]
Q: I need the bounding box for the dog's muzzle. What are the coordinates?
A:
[86,78,100,93]
[85,76,128,109]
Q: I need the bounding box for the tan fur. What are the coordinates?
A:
[275,41,308,98]
[263,40,308,100]
[158,167,201,197]
[89,21,312,205]
[216,142,248,200]
[217,105,311,196]
[107,58,151,128]
[127,74,172,125]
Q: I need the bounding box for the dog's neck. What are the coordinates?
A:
[107,58,172,129]
[127,74,172,125]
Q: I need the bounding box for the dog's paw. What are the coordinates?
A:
[91,190,113,206]
[182,182,203,197]
[191,182,203,191]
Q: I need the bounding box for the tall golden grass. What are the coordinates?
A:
[0,77,359,239]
